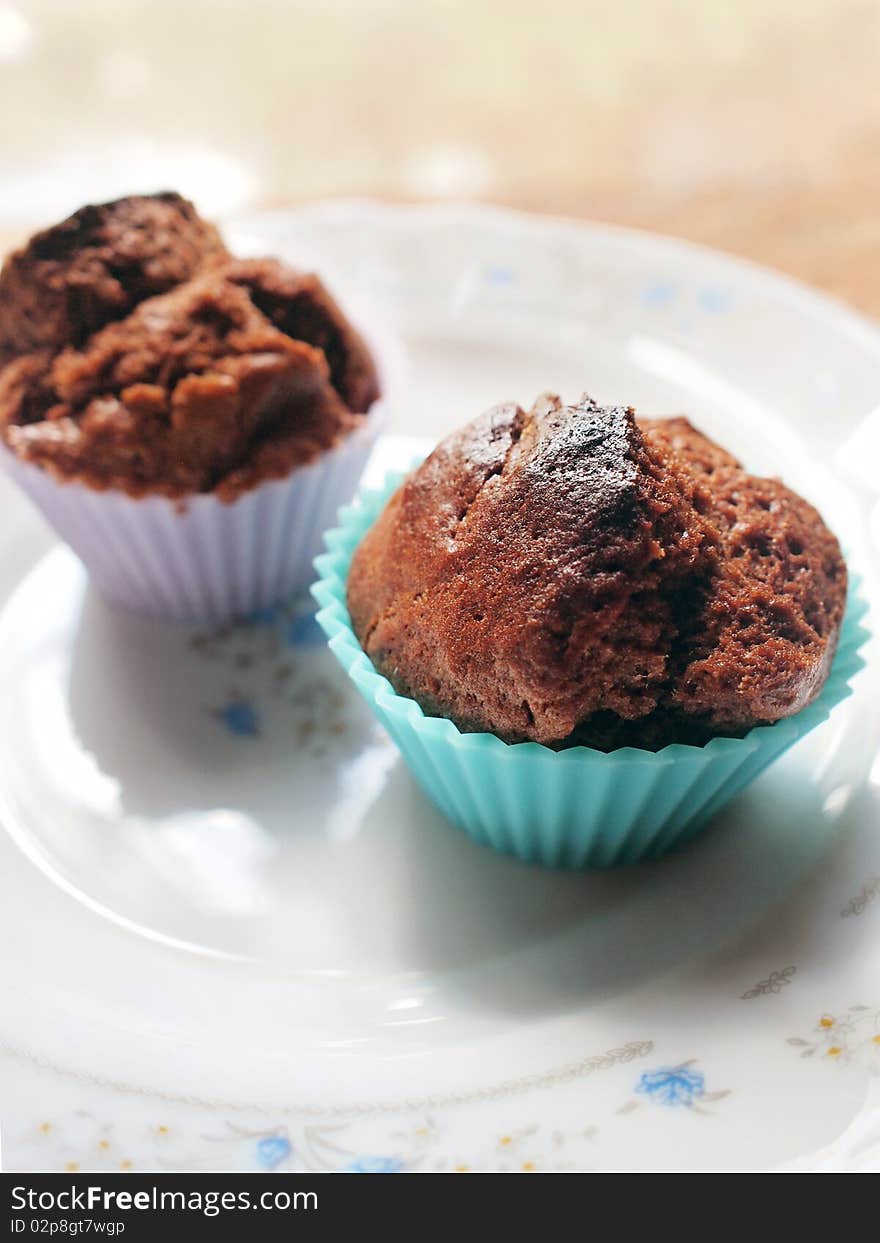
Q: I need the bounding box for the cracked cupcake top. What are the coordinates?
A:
[0,193,228,367]
[0,194,381,500]
[347,394,847,749]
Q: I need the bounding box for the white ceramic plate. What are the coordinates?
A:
[1,203,879,1175]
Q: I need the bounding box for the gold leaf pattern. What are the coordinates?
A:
[741,965,796,999]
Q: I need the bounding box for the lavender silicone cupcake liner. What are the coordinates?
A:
[3,407,384,625]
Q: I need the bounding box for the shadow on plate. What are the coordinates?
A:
[62,584,864,1021]
[361,751,862,1017]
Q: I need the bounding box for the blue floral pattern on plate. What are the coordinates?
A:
[256,1134,292,1169]
[218,699,260,738]
[636,1064,706,1107]
[347,1155,405,1173]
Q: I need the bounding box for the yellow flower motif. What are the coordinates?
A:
[499,1135,512,1147]
[156,1125,169,1136]
[521,1161,536,1172]
[98,1140,110,1152]
[455,1164,470,1173]
[826,1046,842,1057]
[38,1122,51,1135]
[65,1162,79,1173]
[119,1159,133,1171]
[873,1034,880,1045]
[819,1015,835,1029]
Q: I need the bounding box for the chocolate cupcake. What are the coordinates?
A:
[348,395,845,748]
[0,194,386,623]
[314,395,865,868]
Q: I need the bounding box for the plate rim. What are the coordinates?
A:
[2,199,879,1172]
[228,196,880,361]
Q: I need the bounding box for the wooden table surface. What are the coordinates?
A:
[1,0,879,318]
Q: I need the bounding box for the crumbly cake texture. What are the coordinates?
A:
[0,196,381,500]
[0,193,228,366]
[347,395,847,749]
[224,258,379,417]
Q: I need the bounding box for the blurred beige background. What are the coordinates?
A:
[1,0,879,312]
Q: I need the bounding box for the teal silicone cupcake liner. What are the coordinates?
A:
[312,471,870,869]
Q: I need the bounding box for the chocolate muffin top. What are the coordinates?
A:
[225,258,379,417]
[347,394,847,749]
[642,416,846,735]
[0,196,381,500]
[0,193,228,366]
